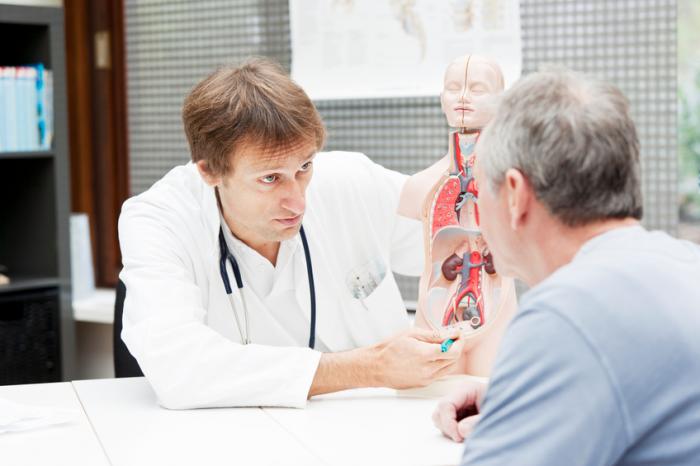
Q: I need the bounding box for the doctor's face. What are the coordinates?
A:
[214,141,317,245]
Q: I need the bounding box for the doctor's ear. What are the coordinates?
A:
[196,160,222,187]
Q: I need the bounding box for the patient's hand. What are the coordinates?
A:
[432,380,488,442]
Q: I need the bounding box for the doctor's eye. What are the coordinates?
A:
[260,174,278,184]
[300,161,313,172]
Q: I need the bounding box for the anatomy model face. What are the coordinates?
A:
[411,54,517,375]
[440,54,503,130]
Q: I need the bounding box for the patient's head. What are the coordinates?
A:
[474,68,642,282]
[479,68,642,225]
[440,54,504,129]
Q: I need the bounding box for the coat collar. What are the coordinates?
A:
[184,162,223,250]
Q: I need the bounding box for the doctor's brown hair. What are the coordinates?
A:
[182,57,326,175]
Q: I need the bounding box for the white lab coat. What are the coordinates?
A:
[118,151,423,409]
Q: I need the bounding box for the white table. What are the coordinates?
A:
[0,382,109,466]
[71,377,462,466]
[72,377,326,466]
[3,378,464,465]
[264,388,464,466]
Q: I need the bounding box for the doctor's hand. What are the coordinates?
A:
[371,327,465,389]
[307,327,467,398]
[432,379,488,442]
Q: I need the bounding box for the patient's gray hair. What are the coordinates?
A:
[478,68,643,226]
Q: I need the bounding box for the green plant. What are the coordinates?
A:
[679,70,700,221]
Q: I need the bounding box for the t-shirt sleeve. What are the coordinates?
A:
[461,307,632,466]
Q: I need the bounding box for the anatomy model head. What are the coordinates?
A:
[440,54,505,130]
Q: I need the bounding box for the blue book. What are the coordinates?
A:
[6,67,18,151]
[35,63,47,149]
[17,67,29,150]
[44,69,53,149]
[34,64,52,150]
[26,66,39,150]
[16,67,26,149]
[0,67,6,152]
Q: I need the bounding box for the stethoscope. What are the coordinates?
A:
[217,223,317,348]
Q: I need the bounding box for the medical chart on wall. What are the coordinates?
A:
[289,0,521,99]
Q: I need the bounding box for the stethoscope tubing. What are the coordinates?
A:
[218,225,316,348]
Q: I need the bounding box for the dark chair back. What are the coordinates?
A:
[113,279,144,377]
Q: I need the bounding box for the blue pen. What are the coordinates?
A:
[441,338,455,353]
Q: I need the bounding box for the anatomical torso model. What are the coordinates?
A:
[399,54,517,376]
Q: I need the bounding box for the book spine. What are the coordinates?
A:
[6,67,18,151]
[44,69,53,149]
[27,66,39,150]
[35,63,47,149]
[0,67,6,152]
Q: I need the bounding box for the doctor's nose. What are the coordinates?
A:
[280,181,306,215]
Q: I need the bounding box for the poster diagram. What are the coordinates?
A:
[290,0,521,99]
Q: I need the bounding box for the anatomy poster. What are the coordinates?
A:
[289,0,521,99]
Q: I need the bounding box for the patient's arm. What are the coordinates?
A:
[398,154,451,220]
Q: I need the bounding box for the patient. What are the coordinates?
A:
[432,68,700,465]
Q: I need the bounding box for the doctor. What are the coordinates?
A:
[118,58,465,409]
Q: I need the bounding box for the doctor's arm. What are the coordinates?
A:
[308,326,464,397]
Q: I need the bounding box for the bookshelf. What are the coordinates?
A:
[0,4,74,383]
[0,149,54,160]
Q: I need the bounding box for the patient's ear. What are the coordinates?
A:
[196,160,221,187]
[504,168,532,231]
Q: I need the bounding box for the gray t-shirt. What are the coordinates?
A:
[462,226,700,466]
